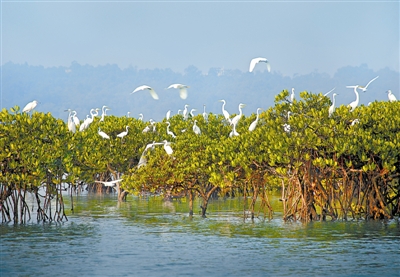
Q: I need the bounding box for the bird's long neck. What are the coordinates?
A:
[354,87,359,103]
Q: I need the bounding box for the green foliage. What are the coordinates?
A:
[1,91,399,223]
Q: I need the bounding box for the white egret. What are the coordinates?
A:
[142,119,156,133]
[127,111,131,118]
[166,110,171,120]
[387,90,397,102]
[138,142,156,168]
[117,126,129,140]
[99,105,110,122]
[290,88,295,103]
[80,108,99,131]
[182,105,189,120]
[249,108,262,132]
[359,76,379,92]
[229,121,239,137]
[166,122,176,138]
[189,108,197,118]
[162,140,173,155]
[95,179,123,187]
[346,85,360,112]
[283,111,291,133]
[328,93,338,117]
[98,127,110,139]
[350,119,360,126]
[22,100,38,113]
[193,120,201,135]
[79,115,90,131]
[202,104,208,122]
[138,113,144,121]
[71,111,80,127]
[230,103,246,127]
[249,57,271,73]
[132,85,159,100]
[219,100,231,124]
[167,84,189,99]
[65,109,75,133]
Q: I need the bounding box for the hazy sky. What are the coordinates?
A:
[2,1,399,77]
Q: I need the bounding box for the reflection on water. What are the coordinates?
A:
[1,194,399,276]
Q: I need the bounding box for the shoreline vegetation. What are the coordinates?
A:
[1,90,399,224]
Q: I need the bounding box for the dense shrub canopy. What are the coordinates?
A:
[1,90,399,223]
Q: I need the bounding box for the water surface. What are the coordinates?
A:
[1,194,399,276]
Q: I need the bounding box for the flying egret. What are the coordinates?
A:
[249,57,271,73]
[166,122,176,138]
[346,85,360,112]
[138,142,156,168]
[98,127,110,139]
[229,121,240,137]
[22,100,38,113]
[117,126,129,140]
[359,76,379,92]
[386,90,397,102]
[290,88,295,103]
[95,179,123,187]
[230,103,246,127]
[328,93,338,117]
[202,104,208,122]
[219,100,231,124]
[167,84,189,99]
[249,108,262,132]
[193,120,201,135]
[132,85,159,100]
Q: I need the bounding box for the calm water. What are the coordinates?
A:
[1,194,399,276]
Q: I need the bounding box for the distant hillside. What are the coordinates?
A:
[2,62,399,121]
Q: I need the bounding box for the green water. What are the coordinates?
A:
[1,193,399,276]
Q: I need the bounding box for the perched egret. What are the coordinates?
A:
[117,126,129,140]
[162,140,173,155]
[132,85,159,100]
[138,113,144,121]
[290,88,295,103]
[283,111,291,133]
[22,100,38,113]
[230,103,246,127]
[219,100,231,124]
[98,128,110,139]
[99,105,110,122]
[350,119,360,126]
[142,119,156,133]
[193,120,201,135]
[387,90,397,102]
[80,108,99,131]
[249,108,262,131]
[71,111,80,127]
[166,122,176,138]
[167,84,189,99]
[127,111,131,118]
[346,85,360,112]
[95,179,123,187]
[359,76,379,92]
[182,105,189,120]
[202,104,208,122]
[229,121,240,137]
[328,93,338,117]
[249,57,271,73]
[65,109,75,133]
[189,108,197,118]
[166,110,171,120]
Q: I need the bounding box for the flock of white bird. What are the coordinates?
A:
[21,58,397,158]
